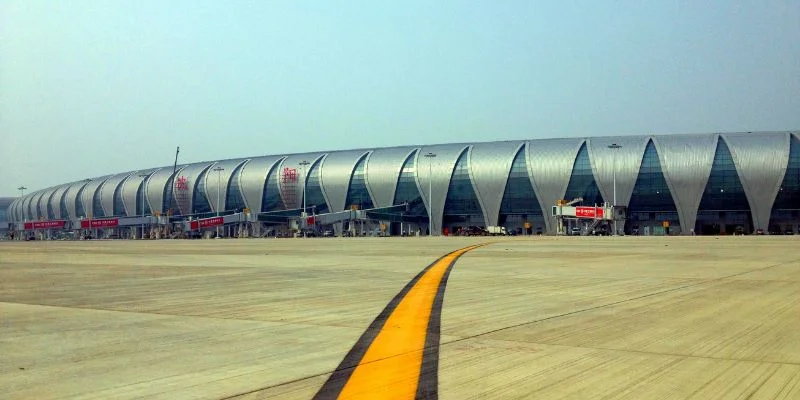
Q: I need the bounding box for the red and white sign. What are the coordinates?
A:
[190,216,224,230]
[24,220,67,230]
[81,218,120,229]
[575,207,604,219]
[175,176,190,191]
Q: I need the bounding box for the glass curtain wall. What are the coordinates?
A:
[563,143,604,206]
[113,181,126,216]
[47,191,57,220]
[193,168,213,215]
[626,140,680,235]
[60,190,69,219]
[75,185,88,219]
[136,180,152,216]
[262,162,285,212]
[768,135,800,234]
[225,164,247,213]
[393,150,427,217]
[345,155,375,210]
[304,159,329,214]
[442,149,484,232]
[499,145,546,235]
[92,187,104,218]
[696,138,752,234]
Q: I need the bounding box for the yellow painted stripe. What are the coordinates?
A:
[337,244,484,399]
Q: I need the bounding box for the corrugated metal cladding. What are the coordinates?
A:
[469,141,524,227]
[320,150,371,213]
[121,168,160,216]
[238,156,283,213]
[526,138,585,233]
[365,146,418,208]
[415,143,471,234]
[8,131,798,235]
[203,159,249,213]
[652,134,718,234]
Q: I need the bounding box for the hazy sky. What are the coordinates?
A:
[1,1,798,196]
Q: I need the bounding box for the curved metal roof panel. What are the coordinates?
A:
[365,146,418,208]
[99,173,133,217]
[43,186,62,219]
[7,198,18,222]
[145,166,187,214]
[79,176,112,218]
[416,143,471,234]
[587,136,650,207]
[173,162,215,215]
[652,133,718,233]
[28,191,45,220]
[320,150,371,213]
[722,132,791,231]
[526,138,586,233]
[203,159,249,213]
[238,156,285,213]
[279,153,326,210]
[468,141,524,227]
[31,190,46,220]
[63,181,91,220]
[120,169,160,216]
[49,184,70,219]
[20,193,32,220]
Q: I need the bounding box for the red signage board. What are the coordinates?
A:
[190,216,225,230]
[80,218,120,229]
[24,220,67,230]
[575,207,604,219]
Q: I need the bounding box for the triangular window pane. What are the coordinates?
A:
[768,135,800,233]
[345,155,374,210]
[443,149,484,227]
[499,145,545,234]
[563,144,604,205]
[305,159,329,214]
[393,150,427,217]
[696,138,752,234]
[262,161,285,212]
[626,140,679,234]
[225,164,247,213]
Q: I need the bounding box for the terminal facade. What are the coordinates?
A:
[6,131,800,238]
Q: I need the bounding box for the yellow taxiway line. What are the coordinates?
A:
[314,244,488,400]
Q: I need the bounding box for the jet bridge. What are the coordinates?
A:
[552,198,626,236]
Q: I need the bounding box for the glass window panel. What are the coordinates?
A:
[698,138,750,211]
[225,164,247,213]
[194,167,214,215]
[305,159,329,214]
[262,162,285,212]
[92,187,104,218]
[443,149,484,225]
[393,150,427,217]
[345,155,375,210]
[499,145,546,233]
[563,144,604,205]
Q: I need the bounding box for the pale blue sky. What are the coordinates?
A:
[1,1,798,196]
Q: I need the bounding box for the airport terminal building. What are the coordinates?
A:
[6,131,800,238]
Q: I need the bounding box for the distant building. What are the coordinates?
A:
[0,197,16,236]
[5,131,800,236]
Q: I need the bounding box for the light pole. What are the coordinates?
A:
[17,186,27,234]
[138,173,149,239]
[424,152,437,236]
[608,144,622,236]
[299,160,310,237]
[213,166,224,238]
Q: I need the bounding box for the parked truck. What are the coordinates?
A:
[486,226,507,236]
